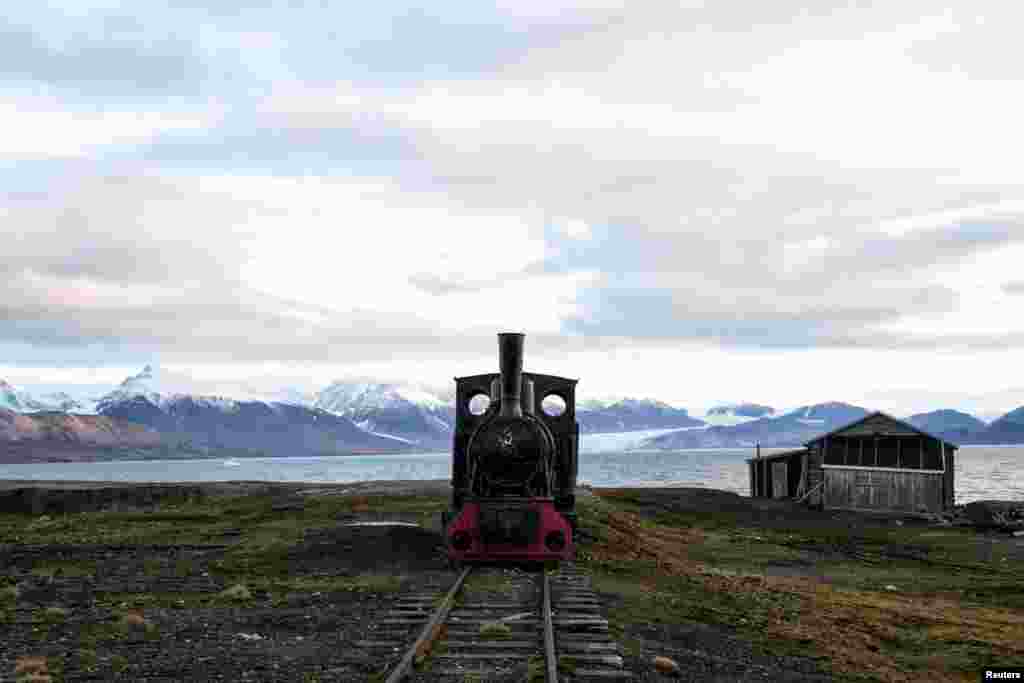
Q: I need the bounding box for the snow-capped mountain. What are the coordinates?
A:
[967,406,1024,444]
[0,380,94,414]
[577,397,624,411]
[703,403,776,426]
[246,386,317,407]
[95,365,244,413]
[315,381,449,413]
[314,381,454,446]
[576,398,705,433]
[35,391,91,413]
[1,380,48,413]
[88,367,412,457]
[904,409,987,442]
[643,401,869,449]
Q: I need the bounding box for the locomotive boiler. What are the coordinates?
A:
[443,332,579,565]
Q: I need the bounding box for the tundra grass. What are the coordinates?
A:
[461,571,515,596]
[0,493,446,546]
[577,493,1024,683]
[6,488,1019,682]
[0,493,443,574]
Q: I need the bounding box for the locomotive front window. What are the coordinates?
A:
[468,392,491,415]
[542,393,566,417]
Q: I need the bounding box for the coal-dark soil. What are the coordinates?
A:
[5,481,1017,681]
[0,493,461,682]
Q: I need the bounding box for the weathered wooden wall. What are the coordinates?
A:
[806,446,824,505]
[943,451,955,508]
[772,461,788,498]
[822,467,945,512]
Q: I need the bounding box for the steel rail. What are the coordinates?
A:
[541,569,558,683]
[385,565,472,683]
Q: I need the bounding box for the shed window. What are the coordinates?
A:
[876,437,898,468]
[824,439,845,466]
[821,433,947,470]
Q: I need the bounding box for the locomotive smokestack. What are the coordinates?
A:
[498,332,524,417]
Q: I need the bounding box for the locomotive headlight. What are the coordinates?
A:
[451,530,472,551]
[544,530,566,551]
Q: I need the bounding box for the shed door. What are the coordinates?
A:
[772,462,788,499]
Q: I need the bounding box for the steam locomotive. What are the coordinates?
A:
[443,333,578,565]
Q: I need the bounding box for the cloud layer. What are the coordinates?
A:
[3,1,1023,413]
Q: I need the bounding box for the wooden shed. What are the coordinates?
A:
[748,412,957,513]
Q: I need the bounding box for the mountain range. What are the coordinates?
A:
[0,368,412,463]
[313,381,455,447]
[640,402,1024,450]
[644,401,868,449]
[2,368,1024,463]
[575,398,705,433]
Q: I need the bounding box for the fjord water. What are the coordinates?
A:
[0,444,1020,504]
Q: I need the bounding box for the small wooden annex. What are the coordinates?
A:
[748,412,957,513]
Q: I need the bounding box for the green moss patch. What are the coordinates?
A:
[578,492,1024,682]
[478,621,512,638]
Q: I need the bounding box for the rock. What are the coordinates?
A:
[1013,530,1024,537]
[653,656,680,677]
[884,585,899,591]
[964,501,1017,527]
[14,655,50,682]
[120,612,147,627]
[271,499,305,513]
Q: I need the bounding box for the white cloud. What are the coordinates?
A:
[877,242,1024,337]
[0,101,208,159]
[4,2,1024,417]
[562,219,592,240]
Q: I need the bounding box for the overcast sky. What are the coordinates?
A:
[2,1,1023,419]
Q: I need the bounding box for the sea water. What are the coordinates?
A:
[0,443,1020,504]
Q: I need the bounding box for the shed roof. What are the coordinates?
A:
[745,447,808,464]
[803,411,959,451]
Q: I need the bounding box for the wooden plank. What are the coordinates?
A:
[821,465,944,473]
[448,619,540,626]
[553,618,608,626]
[543,568,557,683]
[552,655,624,666]
[559,642,622,653]
[433,654,531,661]
[443,642,538,649]
[566,670,633,680]
[385,565,471,683]
[826,468,945,513]
[941,454,948,509]
[772,461,788,499]
[355,641,403,648]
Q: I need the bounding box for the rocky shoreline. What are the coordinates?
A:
[1,478,1021,532]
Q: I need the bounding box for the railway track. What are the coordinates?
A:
[363,563,631,682]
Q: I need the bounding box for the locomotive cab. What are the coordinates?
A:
[444,333,579,565]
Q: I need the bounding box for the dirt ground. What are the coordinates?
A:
[1,480,1021,682]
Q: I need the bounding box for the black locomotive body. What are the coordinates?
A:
[444,333,579,564]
